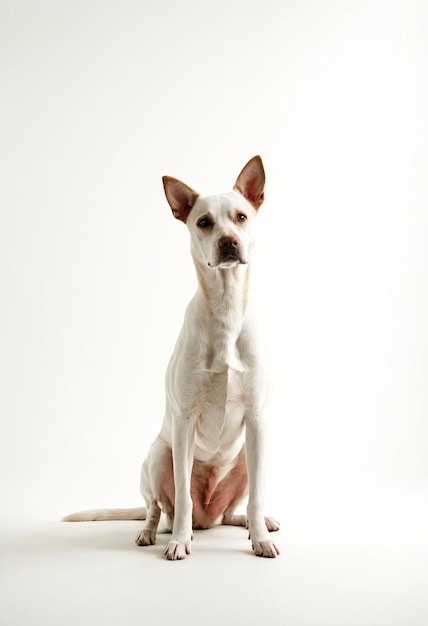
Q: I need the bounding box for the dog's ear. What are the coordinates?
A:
[233,155,265,210]
[162,176,200,223]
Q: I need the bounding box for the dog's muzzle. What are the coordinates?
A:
[209,235,247,268]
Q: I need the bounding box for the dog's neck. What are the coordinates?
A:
[193,257,251,371]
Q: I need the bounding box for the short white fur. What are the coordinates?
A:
[64,156,279,560]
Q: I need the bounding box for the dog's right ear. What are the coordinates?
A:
[162,176,200,224]
[234,155,265,210]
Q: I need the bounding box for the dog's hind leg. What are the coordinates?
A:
[137,439,172,546]
[135,501,161,546]
[219,447,280,533]
[222,508,280,532]
[219,446,249,528]
[264,516,280,532]
[223,512,280,532]
[222,508,247,527]
[161,500,174,533]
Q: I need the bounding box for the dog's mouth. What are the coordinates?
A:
[209,251,247,268]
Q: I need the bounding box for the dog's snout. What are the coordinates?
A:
[218,236,239,252]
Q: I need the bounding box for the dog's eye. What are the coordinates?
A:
[236,213,247,222]
[197,217,212,228]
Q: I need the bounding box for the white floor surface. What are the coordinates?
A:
[1,513,427,626]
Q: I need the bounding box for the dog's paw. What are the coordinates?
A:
[251,538,280,558]
[164,539,191,560]
[264,516,280,532]
[135,529,156,546]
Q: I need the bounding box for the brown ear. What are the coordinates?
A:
[233,155,265,210]
[162,176,200,223]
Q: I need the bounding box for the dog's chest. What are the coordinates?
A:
[193,368,246,462]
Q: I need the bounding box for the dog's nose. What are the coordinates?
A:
[218,236,239,252]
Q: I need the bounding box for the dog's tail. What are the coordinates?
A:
[62,507,147,522]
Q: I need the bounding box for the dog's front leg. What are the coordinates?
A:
[246,415,280,558]
[164,416,195,560]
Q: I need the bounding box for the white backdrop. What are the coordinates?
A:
[1,0,427,558]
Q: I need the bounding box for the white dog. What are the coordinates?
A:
[64,156,279,560]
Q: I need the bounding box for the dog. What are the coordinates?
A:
[64,156,280,559]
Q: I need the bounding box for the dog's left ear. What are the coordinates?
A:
[233,155,265,210]
[162,176,200,224]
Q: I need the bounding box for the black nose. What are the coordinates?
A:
[218,236,239,252]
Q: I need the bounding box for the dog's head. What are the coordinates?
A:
[162,156,265,269]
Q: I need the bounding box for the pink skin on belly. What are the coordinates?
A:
[160,446,248,529]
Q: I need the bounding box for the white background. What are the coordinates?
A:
[1,1,427,624]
